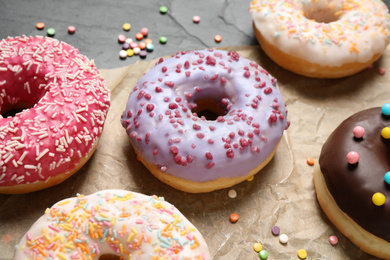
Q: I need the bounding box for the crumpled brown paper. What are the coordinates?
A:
[1,46,388,259]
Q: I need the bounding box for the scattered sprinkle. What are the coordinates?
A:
[125,38,133,44]
[193,15,201,23]
[346,151,359,164]
[36,22,45,30]
[271,226,280,236]
[306,157,315,166]
[328,235,338,245]
[279,234,288,244]
[67,25,76,34]
[146,43,154,52]
[229,213,239,223]
[139,50,147,58]
[126,49,134,57]
[123,23,131,31]
[228,189,237,198]
[247,176,254,181]
[159,36,168,44]
[160,6,168,14]
[378,67,386,75]
[140,27,149,36]
[372,192,386,206]
[144,38,153,45]
[46,28,55,37]
[259,249,268,260]
[119,50,127,59]
[135,33,144,41]
[138,42,146,50]
[133,47,141,55]
[297,249,307,259]
[118,34,126,43]
[253,243,263,252]
[214,34,222,43]
[122,43,130,50]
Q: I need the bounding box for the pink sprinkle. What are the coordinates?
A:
[378,67,386,75]
[205,152,213,160]
[329,235,338,245]
[193,15,201,23]
[206,162,215,169]
[353,126,365,138]
[118,34,126,43]
[68,25,76,34]
[140,28,149,36]
[346,151,359,164]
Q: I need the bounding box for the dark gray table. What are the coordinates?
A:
[2,0,389,70]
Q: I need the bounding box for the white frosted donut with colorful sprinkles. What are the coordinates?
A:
[249,0,390,78]
[0,36,110,194]
[13,189,211,260]
[121,49,289,193]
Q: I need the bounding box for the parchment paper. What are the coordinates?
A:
[1,45,389,260]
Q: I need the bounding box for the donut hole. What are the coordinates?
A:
[191,98,229,121]
[99,254,121,260]
[302,2,342,23]
[1,102,34,118]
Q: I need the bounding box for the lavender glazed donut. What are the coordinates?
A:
[121,49,289,193]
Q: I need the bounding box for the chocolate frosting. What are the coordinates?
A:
[319,107,390,242]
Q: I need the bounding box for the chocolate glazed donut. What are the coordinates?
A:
[315,107,390,258]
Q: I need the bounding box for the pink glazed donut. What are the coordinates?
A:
[121,49,289,193]
[0,36,110,194]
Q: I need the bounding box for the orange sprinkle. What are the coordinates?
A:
[139,42,146,50]
[230,213,239,223]
[36,22,45,30]
[214,35,222,43]
[306,157,315,166]
[136,33,144,41]
[144,39,153,45]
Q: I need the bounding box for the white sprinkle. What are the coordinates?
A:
[228,189,237,198]
[36,148,49,161]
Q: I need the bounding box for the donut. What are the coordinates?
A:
[13,189,211,260]
[314,105,390,258]
[249,0,390,78]
[0,36,110,194]
[121,49,289,193]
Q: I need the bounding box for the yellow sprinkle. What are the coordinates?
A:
[253,242,263,252]
[298,249,307,259]
[57,200,70,206]
[120,243,124,253]
[99,212,109,219]
[131,227,138,235]
[56,253,67,260]
[67,213,76,223]
[64,242,75,249]
[127,232,135,243]
[111,216,117,225]
[247,176,254,181]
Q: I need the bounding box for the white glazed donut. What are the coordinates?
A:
[0,36,110,194]
[121,49,289,193]
[249,0,390,78]
[13,189,211,260]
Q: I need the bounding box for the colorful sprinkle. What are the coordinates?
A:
[271,226,280,236]
[146,43,154,52]
[329,235,338,245]
[160,6,168,14]
[46,28,55,37]
[122,43,130,50]
[229,213,239,223]
[139,50,147,58]
[136,33,144,41]
[123,23,131,31]
[259,249,268,259]
[125,38,134,44]
[133,47,141,55]
[214,35,222,43]
[228,189,237,198]
[247,176,254,181]
[279,234,288,244]
[381,127,390,139]
[378,67,387,75]
[138,42,146,50]
[193,16,201,23]
[119,50,127,59]
[372,192,386,206]
[384,171,390,185]
[382,103,390,116]
[118,34,126,43]
[353,126,365,138]
[36,22,45,30]
[67,26,76,34]
[140,28,149,36]
[253,243,263,252]
[159,36,168,44]
[297,249,307,259]
[346,151,359,164]
[306,157,315,166]
[126,49,134,57]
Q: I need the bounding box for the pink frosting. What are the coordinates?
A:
[121,49,289,182]
[0,36,110,188]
